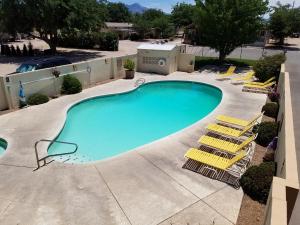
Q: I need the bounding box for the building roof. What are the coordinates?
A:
[137,44,177,51]
[105,22,133,28]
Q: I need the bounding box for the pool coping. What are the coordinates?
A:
[46,80,224,165]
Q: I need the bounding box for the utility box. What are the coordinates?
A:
[137,44,181,75]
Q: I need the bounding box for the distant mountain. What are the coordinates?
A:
[126,3,148,14]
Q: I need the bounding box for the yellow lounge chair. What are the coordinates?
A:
[244,76,275,86]
[243,81,276,89]
[206,123,254,138]
[231,71,255,84]
[216,66,236,80]
[198,134,256,154]
[184,148,247,170]
[216,113,263,128]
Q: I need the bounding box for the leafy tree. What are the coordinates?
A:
[132,15,151,39]
[106,2,131,22]
[0,0,106,53]
[269,4,300,45]
[152,16,175,38]
[1,0,28,37]
[142,9,165,21]
[194,0,268,61]
[171,3,195,29]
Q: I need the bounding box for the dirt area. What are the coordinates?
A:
[236,115,276,225]
[236,142,267,225]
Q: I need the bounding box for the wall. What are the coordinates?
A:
[178,53,195,73]
[1,54,136,109]
[0,78,8,110]
[137,49,175,75]
[263,65,299,225]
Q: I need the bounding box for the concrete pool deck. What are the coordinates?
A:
[0,71,266,225]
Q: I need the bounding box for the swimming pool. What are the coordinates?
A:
[0,139,7,155]
[48,81,222,163]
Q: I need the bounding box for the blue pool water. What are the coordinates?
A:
[0,139,7,155]
[48,81,222,163]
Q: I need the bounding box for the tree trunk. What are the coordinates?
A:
[279,36,285,46]
[219,51,226,62]
[49,33,58,54]
[49,42,57,54]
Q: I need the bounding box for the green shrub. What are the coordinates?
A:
[262,103,279,118]
[253,53,286,82]
[58,30,119,51]
[130,33,142,41]
[27,93,49,105]
[255,122,278,147]
[240,162,276,204]
[268,91,280,102]
[99,32,119,51]
[124,59,135,71]
[61,75,82,95]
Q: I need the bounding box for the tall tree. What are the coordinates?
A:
[0,0,106,52]
[269,4,300,45]
[142,9,165,21]
[152,16,175,38]
[194,0,268,61]
[106,2,131,22]
[171,3,195,29]
[132,15,151,39]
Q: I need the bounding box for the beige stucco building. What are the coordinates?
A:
[137,43,194,75]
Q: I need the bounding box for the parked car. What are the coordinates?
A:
[15,57,72,73]
[291,33,300,38]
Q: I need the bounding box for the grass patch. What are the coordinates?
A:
[195,56,257,69]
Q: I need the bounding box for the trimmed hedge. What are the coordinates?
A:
[194,56,257,69]
[262,102,279,118]
[255,122,278,147]
[58,31,119,51]
[61,75,82,95]
[253,54,286,82]
[27,93,49,105]
[240,162,276,204]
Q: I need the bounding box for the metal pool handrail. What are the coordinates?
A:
[135,78,146,87]
[34,139,78,171]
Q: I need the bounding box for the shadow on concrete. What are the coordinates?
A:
[0,49,104,65]
[265,45,300,52]
[56,50,104,63]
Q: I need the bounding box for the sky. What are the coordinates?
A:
[110,0,300,13]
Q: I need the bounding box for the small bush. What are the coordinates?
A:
[28,42,34,56]
[253,53,286,82]
[124,59,135,71]
[5,45,11,56]
[262,103,279,118]
[240,162,276,204]
[23,44,28,56]
[16,46,22,56]
[268,91,280,102]
[58,31,119,51]
[0,44,5,55]
[27,93,49,105]
[61,75,82,95]
[130,33,142,41]
[255,122,278,147]
[11,45,17,56]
